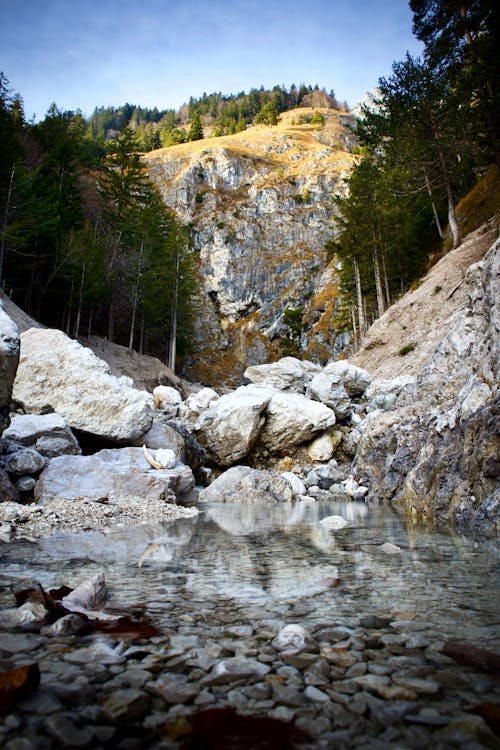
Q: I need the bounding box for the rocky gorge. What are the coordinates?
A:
[0,211,499,747]
[144,108,357,383]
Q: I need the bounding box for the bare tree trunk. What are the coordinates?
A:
[167,247,181,372]
[381,251,391,307]
[432,122,460,248]
[372,245,386,318]
[74,262,85,339]
[423,168,444,239]
[0,165,15,286]
[351,304,358,350]
[87,305,93,339]
[128,237,144,350]
[139,313,145,355]
[353,256,365,338]
[65,278,74,335]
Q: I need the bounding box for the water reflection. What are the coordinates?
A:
[1,501,499,647]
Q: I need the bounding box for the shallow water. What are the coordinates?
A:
[1,500,499,648]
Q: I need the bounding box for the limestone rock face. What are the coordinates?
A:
[194,386,270,465]
[35,447,194,505]
[0,301,20,435]
[199,465,298,504]
[145,110,357,383]
[13,328,153,443]
[3,413,81,458]
[352,239,500,535]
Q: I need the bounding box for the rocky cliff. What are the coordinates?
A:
[144,108,356,384]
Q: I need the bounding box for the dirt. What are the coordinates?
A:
[349,216,499,379]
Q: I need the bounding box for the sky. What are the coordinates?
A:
[1,0,423,121]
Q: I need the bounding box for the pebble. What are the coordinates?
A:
[1,550,498,750]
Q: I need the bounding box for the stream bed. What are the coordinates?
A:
[1,500,499,749]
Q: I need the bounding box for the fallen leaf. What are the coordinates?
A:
[0,664,40,713]
[94,618,159,639]
[442,642,500,674]
[469,703,500,736]
[178,707,309,749]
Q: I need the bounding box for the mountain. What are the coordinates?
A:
[144,107,357,384]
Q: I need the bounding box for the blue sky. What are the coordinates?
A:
[1,0,423,120]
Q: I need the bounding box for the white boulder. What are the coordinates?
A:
[35,447,194,505]
[3,413,81,457]
[194,386,270,465]
[306,372,351,419]
[256,387,336,451]
[324,361,372,396]
[0,301,20,434]
[307,432,336,462]
[244,357,320,392]
[12,328,153,442]
[199,465,298,503]
[153,385,182,409]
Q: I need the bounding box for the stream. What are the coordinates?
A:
[1,500,499,749]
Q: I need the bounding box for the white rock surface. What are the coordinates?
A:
[324,361,372,396]
[3,413,81,457]
[199,465,298,504]
[281,472,307,495]
[35,447,194,505]
[244,357,320,392]
[307,432,336,462]
[272,624,312,653]
[153,385,182,408]
[255,387,336,451]
[194,386,270,465]
[365,375,416,412]
[13,328,153,442]
[306,371,351,418]
[0,300,20,434]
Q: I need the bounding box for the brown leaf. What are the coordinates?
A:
[442,642,500,674]
[0,664,40,713]
[469,703,500,736]
[12,586,44,607]
[178,707,309,749]
[94,617,159,640]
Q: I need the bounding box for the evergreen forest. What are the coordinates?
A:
[331,0,499,344]
[0,96,198,368]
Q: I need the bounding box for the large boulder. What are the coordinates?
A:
[194,386,270,466]
[3,413,81,457]
[324,361,372,396]
[305,371,351,419]
[0,301,20,435]
[244,357,320,393]
[199,465,298,503]
[13,328,153,442]
[255,387,336,452]
[35,447,194,505]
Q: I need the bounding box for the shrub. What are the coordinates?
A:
[399,343,416,356]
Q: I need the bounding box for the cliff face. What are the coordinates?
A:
[144,108,357,384]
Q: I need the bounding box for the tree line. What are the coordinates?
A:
[84,83,343,150]
[0,80,199,370]
[332,0,499,346]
